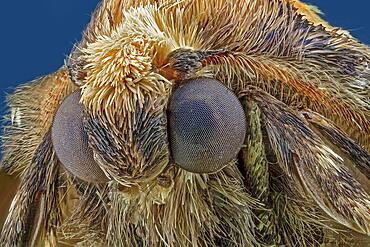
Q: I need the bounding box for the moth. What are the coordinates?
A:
[1,0,369,246]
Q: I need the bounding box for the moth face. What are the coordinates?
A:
[2,1,370,246]
[58,16,247,184]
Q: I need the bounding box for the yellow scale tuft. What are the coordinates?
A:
[78,3,209,129]
[80,31,170,127]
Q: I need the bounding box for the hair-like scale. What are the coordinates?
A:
[1,0,369,246]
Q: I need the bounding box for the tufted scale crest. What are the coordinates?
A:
[1,0,370,246]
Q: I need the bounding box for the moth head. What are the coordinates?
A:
[59,5,247,184]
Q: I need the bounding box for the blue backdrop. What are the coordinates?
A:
[0,1,369,115]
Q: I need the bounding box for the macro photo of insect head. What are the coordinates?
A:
[0,0,369,246]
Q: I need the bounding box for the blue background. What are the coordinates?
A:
[0,1,369,114]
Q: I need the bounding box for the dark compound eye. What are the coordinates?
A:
[52,91,109,183]
[168,78,246,173]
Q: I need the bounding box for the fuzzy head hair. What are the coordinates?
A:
[1,0,369,246]
[64,0,370,243]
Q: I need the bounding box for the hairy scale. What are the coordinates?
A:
[1,1,369,246]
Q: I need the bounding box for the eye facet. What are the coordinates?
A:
[168,78,246,173]
[52,91,109,183]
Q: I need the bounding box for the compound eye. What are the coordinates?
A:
[168,78,246,173]
[52,91,109,183]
